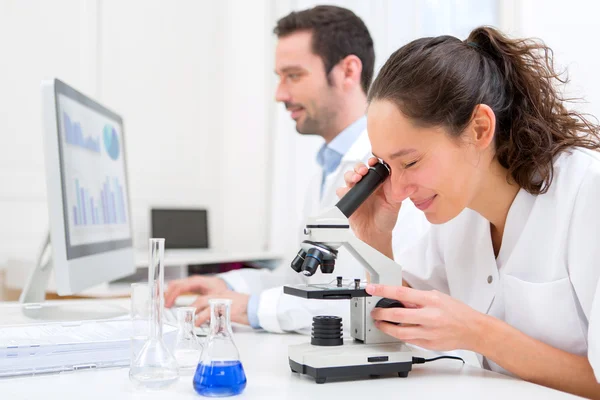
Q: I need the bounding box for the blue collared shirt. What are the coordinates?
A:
[316,116,367,198]
[246,116,367,330]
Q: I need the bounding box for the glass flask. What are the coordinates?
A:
[173,306,203,375]
[193,299,247,397]
[129,238,179,390]
[130,282,150,368]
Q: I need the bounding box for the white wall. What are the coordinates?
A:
[100,0,225,250]
[0,0,88,264]
[500,0,600,118]
[220,0,272,252]
[0,0,273,267]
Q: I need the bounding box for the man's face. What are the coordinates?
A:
[274,31,339,136]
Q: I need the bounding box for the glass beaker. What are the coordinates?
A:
[129,238,179,390]
[193,299,247,397]
[130,282,150,368]
[173,306,203,375]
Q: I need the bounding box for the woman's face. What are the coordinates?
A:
[367,100,488,224]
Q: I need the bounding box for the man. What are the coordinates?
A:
[165,5,428,333]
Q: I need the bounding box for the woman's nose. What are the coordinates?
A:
[392,179,418,202]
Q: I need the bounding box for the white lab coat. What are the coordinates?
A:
[399,148,600,380]
[221,130,429,333]
[590,279,600,381]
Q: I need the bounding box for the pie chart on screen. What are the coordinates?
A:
[103,125,120,160]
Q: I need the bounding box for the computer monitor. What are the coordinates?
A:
[19,79,136,309]
[151,208,209,249]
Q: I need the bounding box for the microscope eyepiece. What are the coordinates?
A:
[335,161,390,218]
[301,247,324,276]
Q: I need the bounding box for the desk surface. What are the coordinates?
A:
[2,250,283,300]
[135,249,283,267]
[0,300,581,400]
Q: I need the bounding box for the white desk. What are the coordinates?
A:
[130,249,283,287]
[134,249,283,268]
[1,251,283,300]
[0,299,581,400]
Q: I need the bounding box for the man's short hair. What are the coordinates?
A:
[274,5,375,94]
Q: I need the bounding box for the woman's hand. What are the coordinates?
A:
[336,157,405,241]
[367,283,485,352]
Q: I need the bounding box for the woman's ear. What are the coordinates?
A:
[469,104,496,150]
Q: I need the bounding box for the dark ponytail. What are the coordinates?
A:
[369,26,600,195]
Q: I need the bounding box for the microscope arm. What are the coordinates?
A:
[302,206,403,287]
[343,235,403,287]
[292,160,403,288]
[293,206,407,344]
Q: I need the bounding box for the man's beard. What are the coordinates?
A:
[296,114,321,135]
[293,106,336,137]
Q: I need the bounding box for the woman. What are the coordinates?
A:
[338,26,600,398]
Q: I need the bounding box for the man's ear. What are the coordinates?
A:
[337,54,362,90]
[469,104,496,151]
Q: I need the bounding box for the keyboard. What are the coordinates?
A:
[162,307,178,325]
[163,307,210,336]
[194,324,210,337]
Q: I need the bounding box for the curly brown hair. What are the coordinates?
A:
[368,26,600,194]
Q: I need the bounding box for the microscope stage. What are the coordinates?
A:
[283,283,369,299]
[288,340,413,384]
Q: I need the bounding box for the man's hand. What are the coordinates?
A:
[164,275,228,308]
[192,290,251,326]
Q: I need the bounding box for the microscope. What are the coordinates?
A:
[283,161,415,384]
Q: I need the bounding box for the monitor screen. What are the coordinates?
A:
[55,81,133,259]
[151,209,209,249]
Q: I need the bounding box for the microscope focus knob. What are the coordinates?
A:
[375,298,405,309]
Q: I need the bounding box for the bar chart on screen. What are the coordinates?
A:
[67,169,131,245]
[63,112,101,153]
[58,94,131,246]
[72,177,127,227]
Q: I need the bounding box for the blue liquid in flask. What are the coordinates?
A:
[193,361,247,397]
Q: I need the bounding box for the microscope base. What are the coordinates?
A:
[288,340,413,384]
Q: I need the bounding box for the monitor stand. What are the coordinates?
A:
[18,232,128,322]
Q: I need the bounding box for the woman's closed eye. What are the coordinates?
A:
[404,159,419,169]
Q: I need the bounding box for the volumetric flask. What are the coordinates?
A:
[130,282,150,367]
[129,238,179,390]
[193,299,247,397]
[173,306,203,374]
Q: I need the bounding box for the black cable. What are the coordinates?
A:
[412,355,465,364]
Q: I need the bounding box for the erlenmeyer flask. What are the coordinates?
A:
[129,238,179,390]
[193,299,247,397]
[173,306,203,375]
